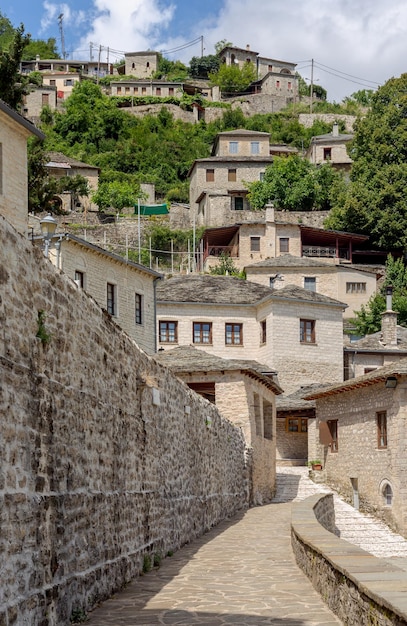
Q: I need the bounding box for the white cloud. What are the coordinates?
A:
[73,0,175,62]
[197,0,407,100]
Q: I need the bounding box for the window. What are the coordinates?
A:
[229,141,238,154]
[228,168,237,182]
[156,87,161,95]
[42,93,49,106]
[234,197,244,210]
[328,419,338,452]
[304,277,316,292]
[254,393,262,436]
[107,282,116,316]
[135,293,143,325]
[64,79,74,86]
[300,319,315,343]
[259,172,265,181]
[286,418,308,433]
[260,320,267,344]
[159,321,178,343]
[117,86,122,94]
[225,323,243,345]
[268,64,273,72]
[377,411,387,449]
[193,322,212,344]
[382,483,393,506]
[250,141,260,155]
[125,87,130,93]
[276,80,280,88]
[323,147,332,160]
[206,169,215,182]
[263,400,273,440]
[346,282,366,294]
[74,270,84,288]
[49,79,56,86]
[169,87,174,95]
[142,87,146,94]
[134,87,138,93]
[279,237,289,253]
[250,236,260,252]
[146,61,150,68]
[288,81,292,89]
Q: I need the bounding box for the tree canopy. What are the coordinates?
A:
[209,61,256,95]
[0,23,30,108]
[326,74,407,250]
[247,154,345,211]
[351,256,407,334]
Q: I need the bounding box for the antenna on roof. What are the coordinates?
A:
[58,13,66,60]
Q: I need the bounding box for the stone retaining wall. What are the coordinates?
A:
[0,215,250,625]
[292,493,407,625]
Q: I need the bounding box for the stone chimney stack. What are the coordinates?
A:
[332,122,339,137]
[381,286,398,345]
[246,44,250,50]
[265,203,275,223]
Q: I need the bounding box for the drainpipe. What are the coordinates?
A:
[153,276,162,354]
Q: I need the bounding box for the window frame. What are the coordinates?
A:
[327,419,338,452]
[225,322,243,345]
[250,236,261,252]
[228,168,237,182]
[377,411,387,449]
[286,417,308,433]
[250,141,260,155]
[106,282,117,316]
[323,147,332,160]
[279,237,289,253]
[260,320,267,344]
[300,319,316,344]
[346,282,367,294]
[229,141,238,154]
[234,196,244,210]
[159,320,178,343]
[74,270,85,288]
[135,292,143,325]
[304,276,316,292]
[193,322,212,345]
[206,168,215,182]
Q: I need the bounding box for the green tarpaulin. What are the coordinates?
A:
[135,203,169,216]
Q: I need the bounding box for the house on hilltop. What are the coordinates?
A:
[155,344,282,504]
[45,152,100,213]
[306,123,353,174]
[156,274,346,393]
[124,51,160,78]
[0,98,44,236]
[188,129,273,227]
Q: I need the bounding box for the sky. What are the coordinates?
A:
[4,0,407,102]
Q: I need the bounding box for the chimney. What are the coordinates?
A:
[381,286,398,345]
[246,44,250,50]
[265,203,275,223]
[332,122,339,137]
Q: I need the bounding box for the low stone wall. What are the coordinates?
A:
[291,493,407,625]
[0,215,250,625]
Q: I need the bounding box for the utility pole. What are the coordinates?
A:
[96,45,101,84]
[90,42,93,61]
[310,58,314,115]
[58,13,66,60]
[201,35,204,57]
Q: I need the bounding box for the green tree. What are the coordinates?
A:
[326,74,407,250]
[22,37,59,60]
[247,155,343,211]
[214,40,233,54]
[92,180,142,212]
[153,54,187,80]
[343,89,374,107]
[351,256,407,334]
[209,253,244,277]
[209,61,256,95]
[0,11,15,50]
[189,54,219,78]
[0,23,30,108]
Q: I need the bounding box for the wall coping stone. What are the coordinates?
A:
[291,493,407,625]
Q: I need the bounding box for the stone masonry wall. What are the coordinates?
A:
[0,215,249,625]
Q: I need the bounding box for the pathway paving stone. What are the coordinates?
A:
[86,467,407,625]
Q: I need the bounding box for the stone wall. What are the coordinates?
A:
[0,215,250,625]
[298,113,357,133]
[292,493,407,625]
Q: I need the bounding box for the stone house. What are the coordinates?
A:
[0,98,44,236]
[305,359,407,537]
[22,85,57,124]
[45,152,100,213]
[110,79,211,100]
[156,274,346,393]
[200,207,375,275]
[124,51,159,77]
[306,123,353,174]
[245,254,378,319]
[155,345,283,504]
[47,233,162,354]
[218,44,296,82]
[20,57,111,78]
[344,292,407,378]
[189,129,273,227]
[41,71,81,102]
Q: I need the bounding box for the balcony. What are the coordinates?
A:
[302,246,350,260]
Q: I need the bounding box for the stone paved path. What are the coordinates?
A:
[86,468,407,625]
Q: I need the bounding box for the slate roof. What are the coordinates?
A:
[46,151,99,170]
[345,326,407,353]
[245,254,334,269]
[305,357,407,400]
[0,98,45,139]
[276,384,323,412]
[154,345,283,394]
[156,275,347,308]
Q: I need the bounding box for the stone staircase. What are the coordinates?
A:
[274,466,407,560]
